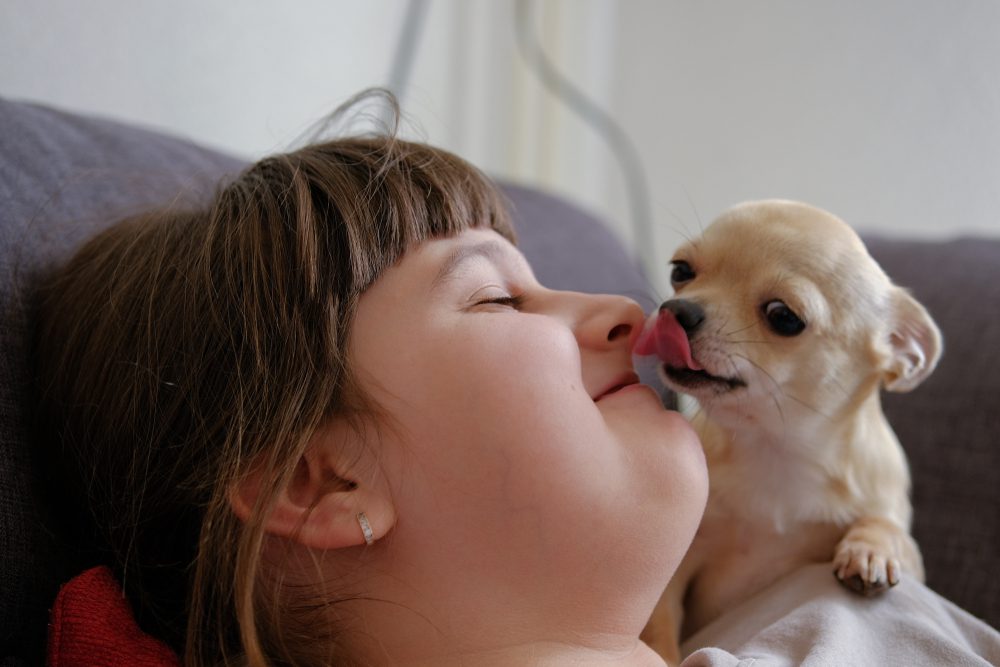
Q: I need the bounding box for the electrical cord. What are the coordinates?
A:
[380,0,658,280]
[513,0,656,276]
[387,0,429,101]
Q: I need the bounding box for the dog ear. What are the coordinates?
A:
[882,288,943,393]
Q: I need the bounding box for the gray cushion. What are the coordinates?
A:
[0,98,244,664]
[505,182,656,308]
[864,236,1000,628]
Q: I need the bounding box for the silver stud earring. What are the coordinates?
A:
[357,512,375,546]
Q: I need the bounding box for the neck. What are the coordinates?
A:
[334,484,695,664]
[400,637,667,667]
[346,593,666,666]
[337,546,672,666]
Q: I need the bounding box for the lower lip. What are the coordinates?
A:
[597,383,652,401]
[663,365,746,391]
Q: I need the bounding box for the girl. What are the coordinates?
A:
[36,126,707,665]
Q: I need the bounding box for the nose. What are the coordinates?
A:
[660,299,705,335]
[571,293,646,350]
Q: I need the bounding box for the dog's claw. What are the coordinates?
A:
[887,558,901,586]
[838,572,890,597]
[833,542,898,597]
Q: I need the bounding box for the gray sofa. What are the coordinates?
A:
[1,97,997,665]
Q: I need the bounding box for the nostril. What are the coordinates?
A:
[660,299,705,334]
[607,323,632,342]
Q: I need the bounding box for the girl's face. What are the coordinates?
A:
[348,228,707,639]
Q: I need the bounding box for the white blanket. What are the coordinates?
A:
[680,563,1000,666]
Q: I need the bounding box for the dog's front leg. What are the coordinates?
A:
[833,515,924,596]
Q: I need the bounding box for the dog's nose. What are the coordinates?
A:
[660,299,705,335]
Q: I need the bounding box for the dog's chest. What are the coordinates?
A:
[682,513,843,636]
[680,420,857,636]
[698,417,866,529]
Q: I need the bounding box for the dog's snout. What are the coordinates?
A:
[660,299,705,335]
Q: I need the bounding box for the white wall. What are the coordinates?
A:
[0,0,404,154]
[3,0,998,293]
[611,0,1000,289]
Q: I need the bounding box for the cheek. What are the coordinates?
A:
[380,324,611,575]
[363,313,710,574]
[784,342,866,401]
[435,319,593,440]
[457,324,582,401]
[429,315,581,397]
[388,319,612,495]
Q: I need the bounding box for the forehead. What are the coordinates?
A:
[679,204,874,283]
[430,229,530,289]
[366,228,526,302]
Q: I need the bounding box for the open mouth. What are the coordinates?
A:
[635,308,746,394]
[663,365,746,392]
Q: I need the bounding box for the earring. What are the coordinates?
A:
[357,512,375,546]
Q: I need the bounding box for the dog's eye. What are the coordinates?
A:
[671,261,696,285]
[763,300,806,336]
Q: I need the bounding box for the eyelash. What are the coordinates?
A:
[477,294,525,309]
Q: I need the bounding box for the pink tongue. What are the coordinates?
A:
[633,310,703,371]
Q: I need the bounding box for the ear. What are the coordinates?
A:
[882,288,943,393]
[228,423,395,550]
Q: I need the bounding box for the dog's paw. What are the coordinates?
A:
[832,540,900,597]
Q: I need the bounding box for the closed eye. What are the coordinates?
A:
[476,294,525,309]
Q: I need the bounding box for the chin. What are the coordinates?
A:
[642,413,708,525]
[600,385,709,530]
[635,457,710,598]
[653,413,709,548]
[657,403,705,462]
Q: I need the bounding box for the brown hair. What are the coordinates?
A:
[35,118,515,665]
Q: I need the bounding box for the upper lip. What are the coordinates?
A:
[593,372,641,401]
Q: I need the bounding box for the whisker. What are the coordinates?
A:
[725,355,762,435]
[731,352,831,419]
[823,369,851,400]
[658,203,699,247]
[743,356,787,431]
[712,316,732,340]
[722,321,757,338]
[681,185,705,236]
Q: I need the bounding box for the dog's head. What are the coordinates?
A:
[637,200,942,424]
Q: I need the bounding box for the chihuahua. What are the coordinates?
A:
[637,200,941,664]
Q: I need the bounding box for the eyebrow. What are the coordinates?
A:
[432,240,512,290]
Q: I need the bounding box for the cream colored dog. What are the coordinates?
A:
[638,200,941,664]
